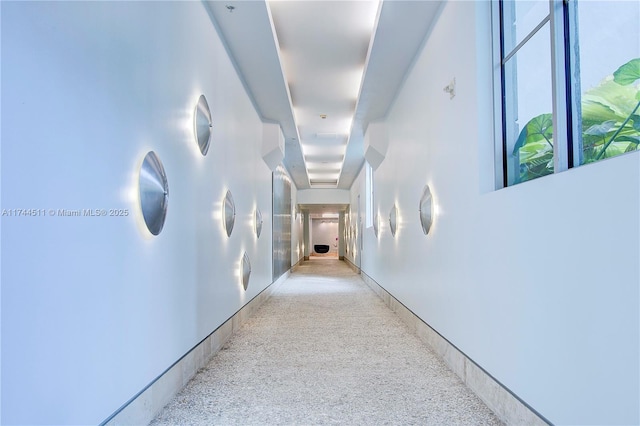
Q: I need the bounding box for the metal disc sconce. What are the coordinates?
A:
[194,94,212,156]
[255,208,263,238]
[241,252,251,291]
[389,204,398,237]
[139,151,169,236]
[419,185,434,235]
[222,190,236,237]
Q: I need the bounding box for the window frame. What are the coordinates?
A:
[493,0,579,188]
[365,161,374,228]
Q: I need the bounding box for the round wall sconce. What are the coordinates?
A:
[389,204,398,237]
[373,213,380,238]
[139,151,169,236]
[419,185,434,235]
[194,94,212,156]
[241,252,251,291]
[222,190,236,237]
[255,208,263,238]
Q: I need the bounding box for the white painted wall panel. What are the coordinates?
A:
[345,188,364,268]
[297,189,350,205]
[291,178,304,265]
[1,2,272,424]
[311,219,339,253]
[353,2,639,424]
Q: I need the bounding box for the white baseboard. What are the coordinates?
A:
[102,271,291,426]
[104,264,548,426]
[343,257,361,274]
[360,271,549,426]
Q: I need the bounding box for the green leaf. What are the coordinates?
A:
[631,115,640,132]
[519,141,552,162]
[616,135,640,145]
[600,143,627,158]
[583,78,640,122]
[613,58,640,86]
[625,143,639,153]
[584,120,617,136]
[513,113,553,155]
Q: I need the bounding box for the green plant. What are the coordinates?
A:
[514,58,640,183]
[513,113,554,182]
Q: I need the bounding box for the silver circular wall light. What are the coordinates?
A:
[241,252,251,291]
[255,208,263,238]
[139,151,169,236]
[419,185,434,235]
[222,190,236,237]
[194,94,212,156]
[389,204,398,237]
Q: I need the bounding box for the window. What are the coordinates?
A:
[571,1,640,166]
[365,162,374,227]
[494,0,640,187]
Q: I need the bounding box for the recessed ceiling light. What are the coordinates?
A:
[320,114,327,119]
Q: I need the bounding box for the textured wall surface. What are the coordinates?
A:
[351,1,639,424]
[272,166,292,280]
[1,2,273,424]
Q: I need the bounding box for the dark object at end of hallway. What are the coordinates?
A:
[314,245,330,254]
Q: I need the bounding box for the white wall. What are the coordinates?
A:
[352,2,639,425]
[297,188,350,205]
[1,2,273,424]
[310,219,339,253]
[291,182,304,265]
[344,189,364,267]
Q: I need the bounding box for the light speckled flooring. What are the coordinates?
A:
[150,259,503,425]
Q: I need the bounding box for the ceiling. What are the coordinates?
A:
[204,0,443,190]
[299,203,350,215]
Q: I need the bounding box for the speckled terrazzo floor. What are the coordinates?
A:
[150,259,503,426]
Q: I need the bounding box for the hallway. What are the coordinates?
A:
[150,260,502,425]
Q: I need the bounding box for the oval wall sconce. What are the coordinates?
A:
[389,204,398,237]
[255,208,263,238]
[419,185,434,235]
[222,190,236,237]
[241,252,251,291]
[139,151,169,236]
[373,213,380,238]
[194,94,212,156]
